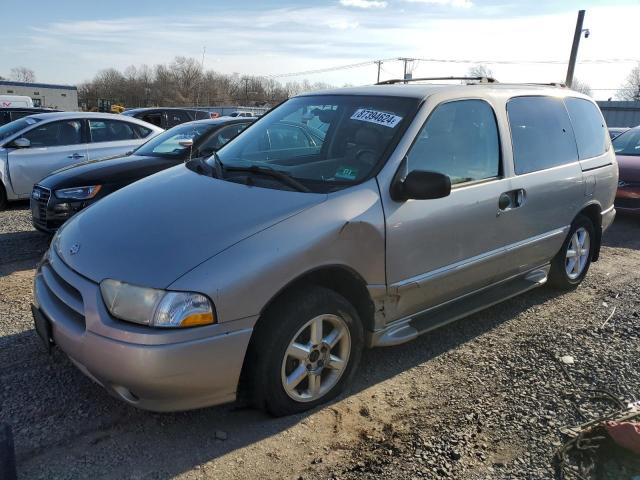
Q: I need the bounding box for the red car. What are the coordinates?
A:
[613,126,640,215]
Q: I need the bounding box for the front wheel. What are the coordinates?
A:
[548,215,595,290]
[0,183,7,211]
[246,286,364,417]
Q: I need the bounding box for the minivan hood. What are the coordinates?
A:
[55,165,326,288]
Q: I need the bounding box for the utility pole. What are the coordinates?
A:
[398,57,414,83]
[195,46,206,108]
[565,10,586,88]
[244,77,249,106]
[374,60,382,83]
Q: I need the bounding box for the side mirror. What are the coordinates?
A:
[392,170,451,201]
[10,138,31,149]
[178,139,194,148]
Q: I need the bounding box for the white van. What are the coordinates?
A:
[0,95,34,108]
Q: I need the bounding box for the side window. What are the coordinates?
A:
[564,97,608,159]
[89,120,138,143]
[198,123,249,155]
[166,110,191,127]
[140,112,163,128]
[507,96,578,175]
[268,124,312,150]
[10,111,32,121]
[407,99,500,185]
[23,120,82,147]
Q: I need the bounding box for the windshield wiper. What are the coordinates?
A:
[224,165,311,193]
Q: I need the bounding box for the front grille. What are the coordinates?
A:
[40,257,86,331]
[615,197,640,210]
[32,185,51,229]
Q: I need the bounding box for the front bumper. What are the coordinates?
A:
[33,248,254,412]
[30,185,89,233]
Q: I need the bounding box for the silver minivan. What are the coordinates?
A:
[32,82,617,416]
[0,112,163,209]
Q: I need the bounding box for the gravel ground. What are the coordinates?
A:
[0,203,638,480]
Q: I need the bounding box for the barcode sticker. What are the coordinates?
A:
[350,109,402,128]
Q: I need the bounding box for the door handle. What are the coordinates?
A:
[498,189,526,213]
[67,153,85,159]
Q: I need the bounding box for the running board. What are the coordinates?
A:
[371,267,549,348]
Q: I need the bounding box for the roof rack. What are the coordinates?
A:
[376,76,498,85]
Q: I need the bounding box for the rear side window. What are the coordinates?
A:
[133,125,152,138]
[166,110,191,127]
[406,99,500,185]
[89,119,138,143]
[564,97,607,159]
[507,96,578,175]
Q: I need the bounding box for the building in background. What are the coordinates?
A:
[0,81,78,111]
[597,101,640,128]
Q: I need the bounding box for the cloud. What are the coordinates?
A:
[339,0,388,9]
[404,0,473,8]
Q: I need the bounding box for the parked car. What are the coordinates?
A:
[0,112,162,209]
[229,111,255,118]
[0,107,61,126]
[608,127,630,140]
[33,83,616,416]
[31,117,254,233]
[612,125,640,215]
[122,107,216,129]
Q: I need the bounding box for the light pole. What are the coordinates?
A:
[565,10,590,88]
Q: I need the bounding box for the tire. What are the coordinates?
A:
[547,215,595,290]
[0,183,7,211]
[246,286,364,417]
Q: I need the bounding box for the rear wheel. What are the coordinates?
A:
[548,215,595,289]
[246,286,363,417]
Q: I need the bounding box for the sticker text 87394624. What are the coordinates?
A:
[350,109,403,128]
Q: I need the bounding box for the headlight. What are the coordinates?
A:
[55,185,102,200]
[100,279,215,328]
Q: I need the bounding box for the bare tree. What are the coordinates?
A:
[617,62,640,101]
[571,78,593,97]
[467,64,494,79]
[10,67,36,83]
[77,56,333,110]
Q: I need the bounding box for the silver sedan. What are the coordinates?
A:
[0,111,163,209]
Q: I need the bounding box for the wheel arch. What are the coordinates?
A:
[258,265,376,333]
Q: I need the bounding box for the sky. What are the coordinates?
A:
[1,0,639,100]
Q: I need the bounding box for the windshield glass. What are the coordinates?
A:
[0,116,42,141]
[135,123,213,158]
[612,127,640,156]
[209,95,418,192]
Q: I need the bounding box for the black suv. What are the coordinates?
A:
[0,107,60,126]
[121,107,215,129]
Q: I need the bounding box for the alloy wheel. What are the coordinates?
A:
[280,314,351,403]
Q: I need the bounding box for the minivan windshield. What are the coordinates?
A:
[207,95,417,192]
[135,123,213,158]
[0,116,42,142]
[612,126,640,156]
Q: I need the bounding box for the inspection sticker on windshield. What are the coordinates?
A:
[351,109,402,128]
[335,166,358,180]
